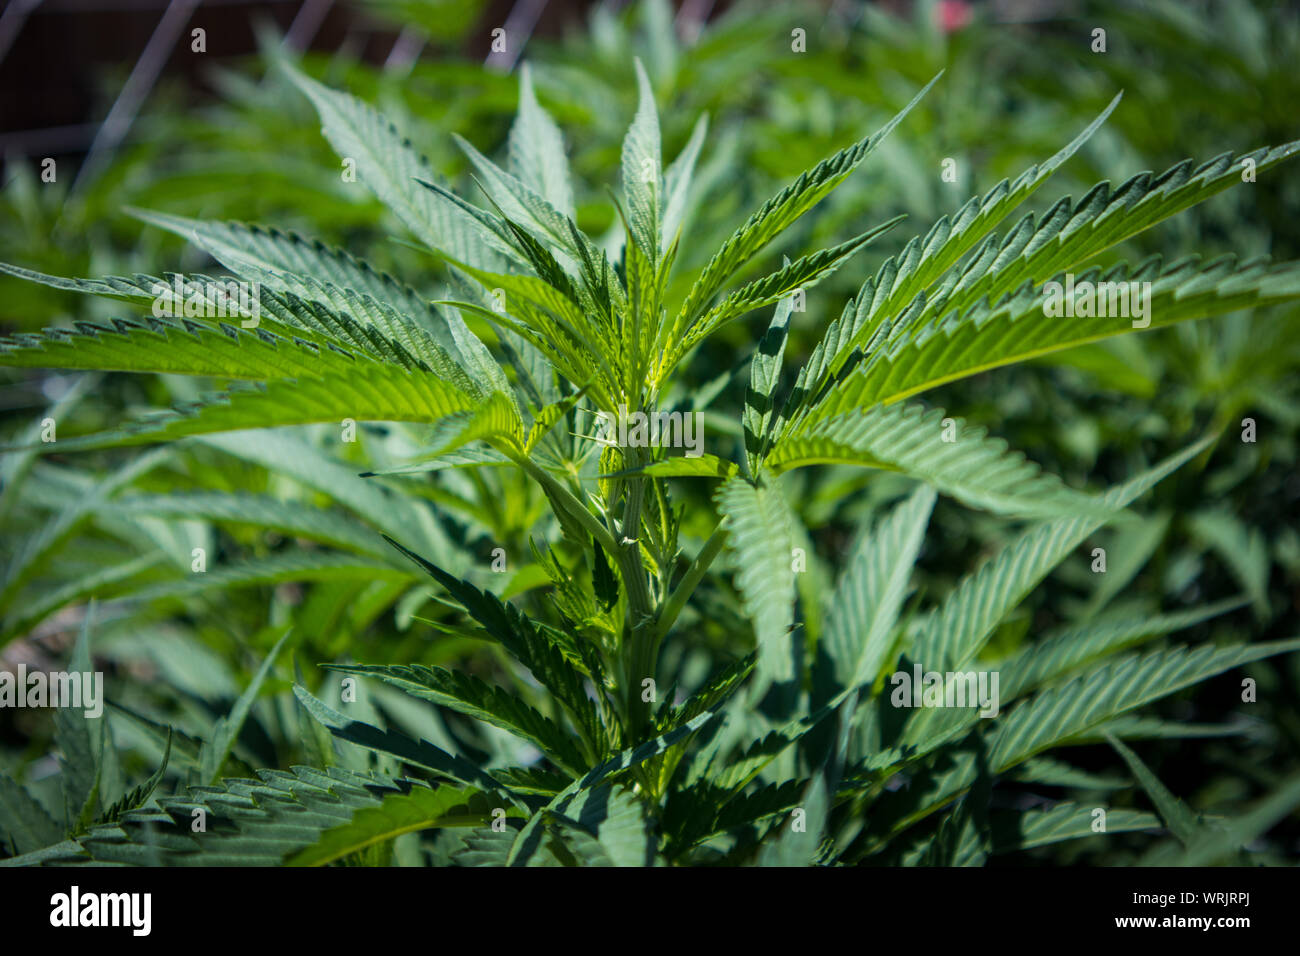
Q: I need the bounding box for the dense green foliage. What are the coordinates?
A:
[2,0,1298,866]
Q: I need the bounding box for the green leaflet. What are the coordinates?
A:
[657,653,756,733]
[26,363,488,454]
[620,59,663,266]
[714,477,798,698]
[0,555,161,648]
[433,263,619,408]
[452,828,520,867]
[198,632,291,785]
[525,389,585,453]
[898,600,1249,776]
[0,839,90,868]
[89,767,413,866]
[0,260,464,376]
[1189,508,1271,620]
[281,61,518,272]
[293,686,528,810]
[757,775,829,867]
[816,94,1124,383]
[1106,734,1202,845]
[1080,512,1172,616]
[383,536,606,759]
[706,704,838,794]
[743,296,794,474]
[817,485,935,707]
[0,775,63,857]
[112,492,396,560]
[1081,717,1247,743]
[948,804,1160,863]
[989,639,1300,772]
[1175,774,1300,866]
[98,732,172,826]
[868,641,1300,848]
[424,168,624,332]
[509,64,576,218]
[506,712,714,866]
[287,785,516,866]
[670,778,804,852]
[997,599,1248,700]
[324,663,588,775]
[0,447,170,630]
[0,314,374,380]
[643,653,757,799]
[53,610,103,831]
[124,553,412,605]
[909,436,1214,675]
[660,72,942,378]
[4,766,417,867]
[661,113,708,249]
[891,442,1214,757]
[1007,757,1128,791]
[0,374,93,527]
[613,453,739,480]
[454,136,585,266]
[444,121,626,342]
[769,403,1114,519]
[196,431,454,566]
[126,208,460,345]
[921,141,1300,329]
[800,255,1300,425]
[425,394,527,459]
[547,784,655,867]
[680,216,905,359]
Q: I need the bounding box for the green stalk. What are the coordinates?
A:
[655,522,727,642]
[505,448,619,556]
[617,444,656,732]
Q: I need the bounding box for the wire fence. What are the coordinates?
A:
[0,0,631,178]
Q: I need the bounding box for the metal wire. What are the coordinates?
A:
[0,0,44,68]
[484,0,548,73]
[70,0,202,191]
[384,24,426,75]
[284,0,333,51]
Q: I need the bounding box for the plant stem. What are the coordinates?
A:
[618,446,657,732]
[506,449,619,555]
[619,454,652,618]
[655,521,727,642]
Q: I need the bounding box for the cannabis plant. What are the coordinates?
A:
[3,56,1300,867]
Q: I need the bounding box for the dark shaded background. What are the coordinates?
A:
[0,0,732,172]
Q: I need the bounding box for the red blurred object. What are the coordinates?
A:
[935,0,973,33]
